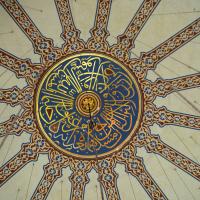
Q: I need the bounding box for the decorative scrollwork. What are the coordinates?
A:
[54,0,85,54]
[0,0,63,66]
[0,133,50,186]
[31,150,69,200]
[0,110,36,137]
[111,0,161,61]
[0,86,33,109]
[0,49,42,85]
[0,1,200,199]
[36,53,142,158]
[87,0,112,51]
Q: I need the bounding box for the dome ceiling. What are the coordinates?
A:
[0,0,200,199]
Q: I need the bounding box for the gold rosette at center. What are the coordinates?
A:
[75,91,101,117]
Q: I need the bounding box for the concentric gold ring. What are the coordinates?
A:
[75,91,101,116]
[35,52,142,159]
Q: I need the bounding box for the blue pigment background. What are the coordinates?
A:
[37,54,140,157]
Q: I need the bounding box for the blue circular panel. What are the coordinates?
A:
[36,53,141,158]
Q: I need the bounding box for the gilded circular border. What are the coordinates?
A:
[35,52,143,159]
[76,91,101,117]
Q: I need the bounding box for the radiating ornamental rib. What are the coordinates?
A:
[0,110,36,137]
[111,0,161,61]
[0,49,42,85]
[140,17,200,70]
[95,159,120,200]
[145,135,200,181]
[31,151,69,200]
[0,0,199,199]
[54,0,85,53]
[143,73,200,101]
[87,0,112,51]
[143,104,200,130]
[116,144,168,200]
[69,161,92,200]
[0,0,62,65]
[0,86,34,109]
[0,133,50,186]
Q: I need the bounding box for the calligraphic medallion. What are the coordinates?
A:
[76,91,101,116]
[35,53,142,159]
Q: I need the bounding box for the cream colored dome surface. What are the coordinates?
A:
[0,0,200,199]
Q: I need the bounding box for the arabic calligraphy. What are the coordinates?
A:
[36,53,141,158]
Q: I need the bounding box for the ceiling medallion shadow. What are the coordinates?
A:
[35,53,142,159]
